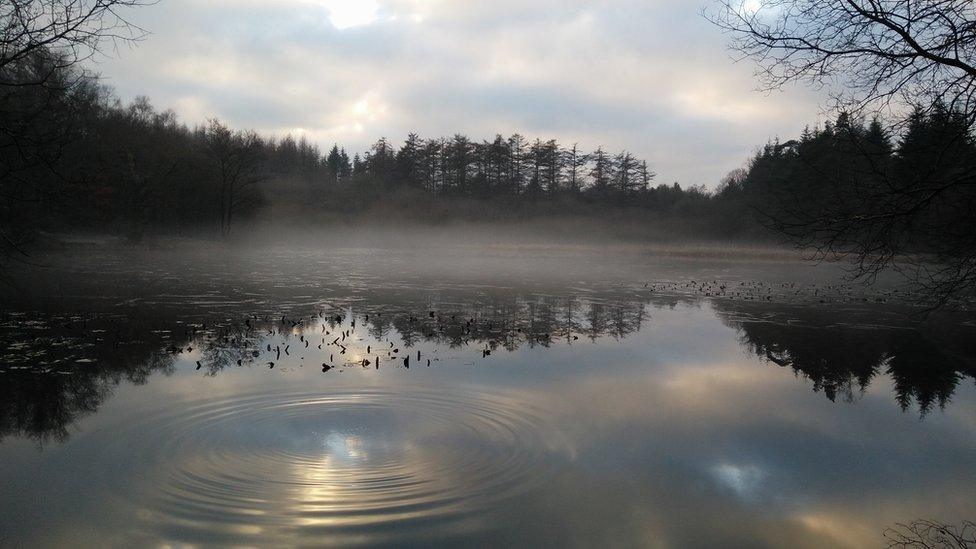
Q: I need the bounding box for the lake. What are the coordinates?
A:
[1,243,974,548]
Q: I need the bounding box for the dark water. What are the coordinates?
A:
[1,245,974,548]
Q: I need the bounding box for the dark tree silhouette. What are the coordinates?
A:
[719,109,976,305]
[1,0,152,255]
[708,1,976,305]
[204,119,266,236]
[564,143,588,195]
[1,0,151,76]
[884,519,976,548]
[707,1,976,120]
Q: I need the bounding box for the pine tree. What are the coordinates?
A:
[613,151,639,197]
[541,139,562,197]
[396,133,422,188]
[563,143,588,195]
[443,134,473,195]
[507,134,528,196]
[588,147,613,199]
[526,139,544,198]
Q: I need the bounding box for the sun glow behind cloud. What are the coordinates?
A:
[301,0,380,29]
[98,0,827,188]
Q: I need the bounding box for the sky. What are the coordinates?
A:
[94,0,828,188]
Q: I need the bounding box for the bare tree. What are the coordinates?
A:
[1,0,151,78]
[204,119,266,237]
[706,1,976,123]
[884,519,976,548]
[1,0,152,258]
[707,1,976,306]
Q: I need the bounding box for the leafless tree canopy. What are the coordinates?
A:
[1,0,150,257]
[707,0,976,123]
[884,519,976,548]
[204,119,267,237]
[1,0,151,81]
[707,1,976,306]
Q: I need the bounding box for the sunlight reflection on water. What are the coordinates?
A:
[0,246,973,547]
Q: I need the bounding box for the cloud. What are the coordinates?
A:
[95,0,827,186]
[316,0,380,29]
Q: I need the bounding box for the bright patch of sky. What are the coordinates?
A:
[318,0,380,29]
[94,0,825,187]
[712,463,767,499]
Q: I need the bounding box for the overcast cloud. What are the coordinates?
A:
[94,0,828,187]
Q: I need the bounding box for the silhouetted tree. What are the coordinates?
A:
[442,134,474,195]
[396,133,423,189]
[707,0,976,123]
[507,133,528,196]
[204,119,266,236]
[885,519,976,548]
[588,147,614,200]
[324,144,351,184]
[417,138,442,192]
[736,110,976,305]
[708,0,976,305]
[1,0,150,257]
[564,143,588,195]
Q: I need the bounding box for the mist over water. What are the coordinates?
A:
[1,239,974,548]
[3,0,975,544]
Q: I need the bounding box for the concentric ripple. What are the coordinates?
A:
[98,387,567,546]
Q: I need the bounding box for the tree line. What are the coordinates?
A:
[707,0,975,303]
[6,283,973,443]
[4,3,975,310]
[4,0,975,307]
[0,48,269,242]
[323,134,655,201]
[4,49,973,256]
[2,46,723,245]
[716,106,976,302]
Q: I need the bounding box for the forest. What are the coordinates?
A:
[3,1,976,545]
[2,45,974,256]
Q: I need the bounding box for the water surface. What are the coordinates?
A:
[1,245,974,547]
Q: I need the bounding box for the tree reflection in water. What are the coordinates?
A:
[2,287,974,444]
[714,301,976,414]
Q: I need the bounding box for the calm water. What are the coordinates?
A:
[1,244,974,548]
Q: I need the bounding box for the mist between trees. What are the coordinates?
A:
[2,47,973,256]
[0,50,702,244]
